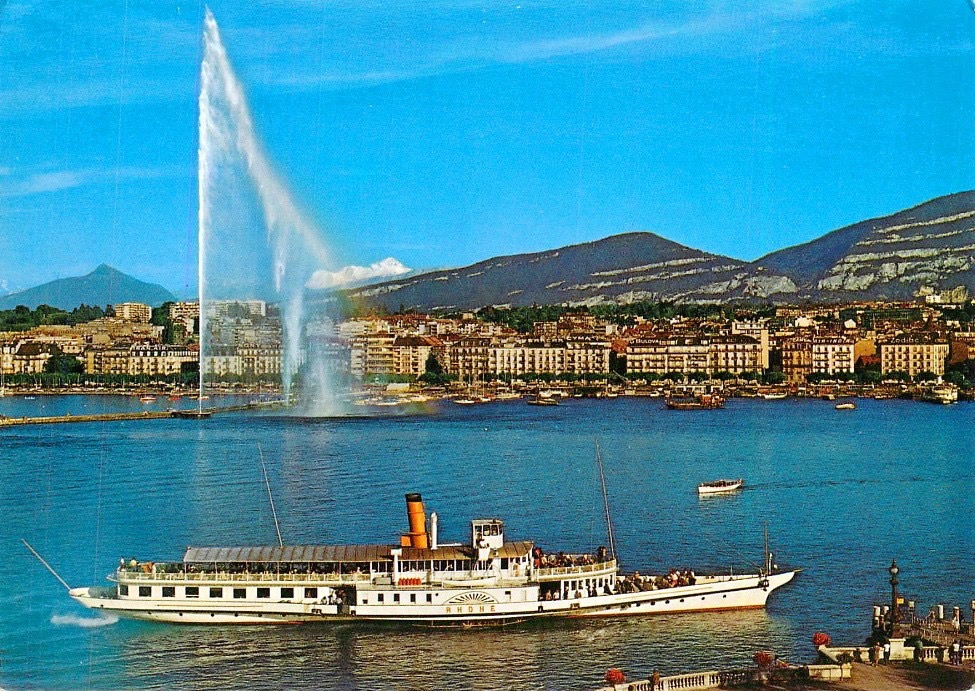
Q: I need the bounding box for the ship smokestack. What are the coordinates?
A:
[401,493,429,549]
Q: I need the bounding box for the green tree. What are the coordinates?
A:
[424,353,444,376]
[943,370,970,388]
[43,350,84,375]
[857,370,883,385]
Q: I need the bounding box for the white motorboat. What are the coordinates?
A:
[697,479,744,496]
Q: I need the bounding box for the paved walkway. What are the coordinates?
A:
[826,662,974,691]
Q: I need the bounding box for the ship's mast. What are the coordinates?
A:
[594,439,618,564]
[258,442,284,547]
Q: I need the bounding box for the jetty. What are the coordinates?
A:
[0,399,286,427]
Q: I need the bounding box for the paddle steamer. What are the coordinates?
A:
[69,493,797,625]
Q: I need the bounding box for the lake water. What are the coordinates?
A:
[1,395,972,689]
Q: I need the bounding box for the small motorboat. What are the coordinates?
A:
[666,394,724,410]
[697,479,744,496]
[835,402,856,410]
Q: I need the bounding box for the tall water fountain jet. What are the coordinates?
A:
[198,8,346,414]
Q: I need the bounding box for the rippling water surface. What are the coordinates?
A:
[1,396,972,689]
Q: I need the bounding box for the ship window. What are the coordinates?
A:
[119,585,128,596]
[210,587,223,598]
[393,594,400,603]
[139,586,151,597]
[501,558,509,569]
[185,586,199,598]
[281,587,294,599]
[257,588,270,599]
[234,588,246,599]
[410,594,417,603]
[378,594,384,603]
[304,588,317,599]
[162,587,176,598]
[426,594,432,603]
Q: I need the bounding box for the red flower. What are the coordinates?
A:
[604,668,626,684]
[753,651,775,668]
[812,632,832,647]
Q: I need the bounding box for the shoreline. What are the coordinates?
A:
[0,385,969,403]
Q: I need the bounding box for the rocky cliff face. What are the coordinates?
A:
[752,191,975,301]
[344,192,975,311]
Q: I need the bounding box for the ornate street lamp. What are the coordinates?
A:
[889,559,900,628]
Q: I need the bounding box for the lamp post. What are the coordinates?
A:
[889,559,900,630]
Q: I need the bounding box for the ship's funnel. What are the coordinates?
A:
[401,493,429,549]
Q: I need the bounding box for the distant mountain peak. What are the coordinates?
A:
[0,266,177,311]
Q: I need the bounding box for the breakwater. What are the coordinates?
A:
[0,400,285,426]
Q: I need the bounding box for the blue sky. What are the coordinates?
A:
[1,1,973,296]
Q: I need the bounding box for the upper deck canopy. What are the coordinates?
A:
[182,541,534,564]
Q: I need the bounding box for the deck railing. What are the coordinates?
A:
[117,557,617,587]
[118,570,372,585]
[533,560,616,580]
[599,668,753,691]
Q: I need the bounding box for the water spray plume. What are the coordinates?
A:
[199,8,344,412]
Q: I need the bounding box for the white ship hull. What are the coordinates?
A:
[70,570,796,625]
[63,491,798,627]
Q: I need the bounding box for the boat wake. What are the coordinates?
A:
[746,475,933,492]
[51,612,119,628]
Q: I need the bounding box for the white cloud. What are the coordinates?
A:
[306,257,412,289]
[0,166,185,198]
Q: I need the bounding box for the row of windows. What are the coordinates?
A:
[366,592,435,605]
[122,585,320,599]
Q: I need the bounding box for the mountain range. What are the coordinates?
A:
[5,192,973,313]
[346,191,975,311]
[0,264,176,311]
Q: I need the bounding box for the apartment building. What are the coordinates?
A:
[879,335,950,377]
